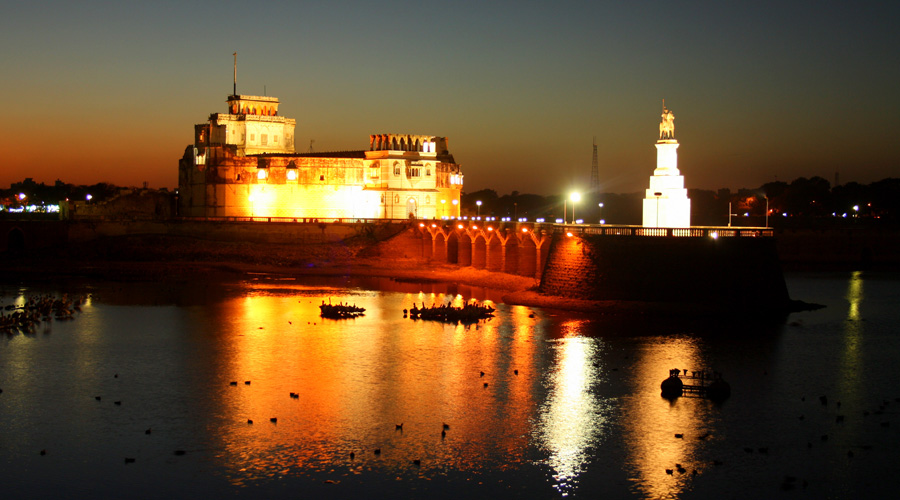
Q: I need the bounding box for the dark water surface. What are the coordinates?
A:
[1,272,897,499]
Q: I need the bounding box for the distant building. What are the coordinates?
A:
[178,94,463,219]
[642,101,690,228]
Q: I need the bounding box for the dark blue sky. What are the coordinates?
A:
[3,1,897,194]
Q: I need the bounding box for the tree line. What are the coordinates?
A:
[462,176,900,227]
[4,176,898,227]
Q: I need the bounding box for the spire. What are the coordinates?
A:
[233,52,237,95]
[590,137,600,191]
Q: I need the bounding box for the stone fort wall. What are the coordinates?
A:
[538,232,790,310]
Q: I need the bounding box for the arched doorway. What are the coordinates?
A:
[406,198,418,219]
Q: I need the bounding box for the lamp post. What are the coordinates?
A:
[476,200,482,218]
[598,202,604,224]
[570,192,581,224]
[728,202,739,227]
[765,196,769,228]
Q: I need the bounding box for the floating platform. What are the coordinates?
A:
[661,368,730,401]
[406,301,495,324]
[319,301,365,319]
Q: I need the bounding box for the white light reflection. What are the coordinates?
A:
[846,270,863,322]
[535,335,608,496]
[836,271,865,414]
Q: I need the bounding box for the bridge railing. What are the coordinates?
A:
[173,216,773,238]
[567,225,773,238]
[176,216,413,225]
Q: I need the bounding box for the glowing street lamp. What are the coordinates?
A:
[570,192,581,224]
[476,200,482,217]
[85,194,93,203]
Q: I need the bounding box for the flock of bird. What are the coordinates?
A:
[9,290,895,494]
[224,368,519,468]
[660,390,897,491]
[0,294,86,334]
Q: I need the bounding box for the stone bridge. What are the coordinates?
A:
[414,221,554,279]
[412,220,774,279]
[411,220,789,310]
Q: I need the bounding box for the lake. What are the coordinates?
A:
[1,272,897,499]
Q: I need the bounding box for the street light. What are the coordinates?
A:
[598,202,604,224]
[570,192,580,224]
[476,200,482,217]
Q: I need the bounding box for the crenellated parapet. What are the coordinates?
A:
[226,94,280,116]
[369,134,449,154]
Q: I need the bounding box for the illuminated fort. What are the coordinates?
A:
[178,93,463,219]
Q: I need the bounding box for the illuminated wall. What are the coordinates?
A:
[178,95,463,219]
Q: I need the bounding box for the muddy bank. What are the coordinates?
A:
[0,234,814,316]
[0,234,538,295]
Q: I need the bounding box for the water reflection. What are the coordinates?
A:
[834,270,865,463]
[621,335,711,499]
[186,284,544,486]
[836,271,864,406]
[535,320,609,496]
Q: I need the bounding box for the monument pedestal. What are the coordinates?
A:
[642,110,690,228]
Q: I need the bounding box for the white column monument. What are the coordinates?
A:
[643,101,690,228]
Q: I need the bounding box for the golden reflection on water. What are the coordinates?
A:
[836,271,864,438]
[621,335,709,499]
[535,318,608,496]
[199,285,540,485]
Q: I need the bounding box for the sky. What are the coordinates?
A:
[2,0,898,195]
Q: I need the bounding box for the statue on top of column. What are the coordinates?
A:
[659,100,675,140]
